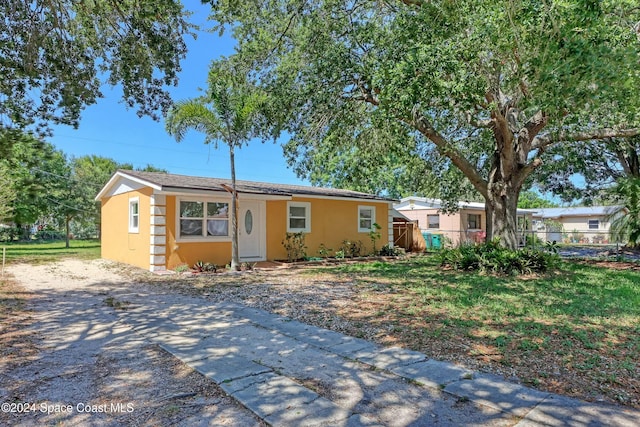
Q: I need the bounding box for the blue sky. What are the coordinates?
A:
[49,1,308,186]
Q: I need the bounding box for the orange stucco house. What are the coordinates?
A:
[96,170,396,272]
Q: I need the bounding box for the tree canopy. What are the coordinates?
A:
[206,0,640,248]
[1,0,193,133]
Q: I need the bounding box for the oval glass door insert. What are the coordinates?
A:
[245,210,253,235]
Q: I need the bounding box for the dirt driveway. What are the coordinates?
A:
[0,259,265,427]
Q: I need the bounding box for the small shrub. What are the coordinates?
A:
[241,262,256,270]
[317,243,332,258]
[282,232,307,262]
[340,239,363,258]
[175,264,190,273]
[379,244,403,256]
[369,223,382,254]
[335,249,345,259]
[438,240,560,275]
[193,260,205,272]
[203,262,217,272]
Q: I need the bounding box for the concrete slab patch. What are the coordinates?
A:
[230,374,349,427]
[390,359,473,389]
[327,338,379,357]
[515,394,640,427]
[354,346,427,370]
[187,353,272,383]
[444,373,549,417]
[219,372,281,395]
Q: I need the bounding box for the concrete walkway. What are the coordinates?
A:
[113,289,640,427]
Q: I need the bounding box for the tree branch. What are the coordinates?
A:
[532,128,640,150]
[408,109,489,199]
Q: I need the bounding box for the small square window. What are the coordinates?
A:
[129,198,139,233]
[588,219,599,230]
[358,206,376,232]
[427,214,439,229]
[287,202,311,232]
[467,214,481,230]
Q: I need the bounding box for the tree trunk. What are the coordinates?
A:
[485,186,520,249]
[229,144,241,271]
[65,214,70,248]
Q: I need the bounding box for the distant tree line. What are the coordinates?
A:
[0,129,165,246]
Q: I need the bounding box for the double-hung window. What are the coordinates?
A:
[588,219,599,230]
[358,206,376,232]
[128,198,139,233]
[287,202,311,232]
[179,200,229,238]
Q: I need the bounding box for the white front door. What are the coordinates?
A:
[238,200,265,261]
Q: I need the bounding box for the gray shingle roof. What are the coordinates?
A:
[532,206,624,218]
[119,170,396,202]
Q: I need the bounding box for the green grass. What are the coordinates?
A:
[1,239,101,264]
[305,256,640,405]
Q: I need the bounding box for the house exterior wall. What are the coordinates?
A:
[154,195,392,270]
[534,215,613,244]
[101,187,153,270]
[164,195,233,269]
[399,208,486,246]
[266,197,391,260]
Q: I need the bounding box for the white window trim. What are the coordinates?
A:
[358,205,376,233]
[588,219,599,230]
[176,197,232,242]
[128,197,140,233]
[287,201,311,233]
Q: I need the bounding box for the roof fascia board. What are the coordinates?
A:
[294,194,397,203]
[95,171,161,200]
[158,188,291,201]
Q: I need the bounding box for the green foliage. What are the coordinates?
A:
[334,250,345,260]
[175,264,190,273]
[544,241,560,254]
[1,0,192,132]
[438,240,560,275]
[282,232,307,262]
[193,261,217,273]
[340,240,363,258]
[517,191,559,209]
[379,244,403,257]
[206,0,640,249]
[317,243,333,258]
[368,222,382,254]
[609,177,640,248]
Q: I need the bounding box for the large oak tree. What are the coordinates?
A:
[1,0,192,134]
[207,0,640,248]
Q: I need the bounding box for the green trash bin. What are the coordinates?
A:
[431,234,442,250]
[421,232,432,250]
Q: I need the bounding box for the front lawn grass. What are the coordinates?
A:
[1,239,101,264]
[307,256,640,406]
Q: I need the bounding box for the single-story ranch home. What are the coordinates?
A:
[96,170,396,271]
[530,206,626,244]
[394,197,534,247]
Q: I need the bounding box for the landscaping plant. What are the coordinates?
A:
[438,239,560,275]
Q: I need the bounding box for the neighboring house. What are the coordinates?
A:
[394,197,533,247]
[530,206,626,244]
[96,170,396,271]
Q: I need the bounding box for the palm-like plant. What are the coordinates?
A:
[608,177,640,248]
[165,62,266,270]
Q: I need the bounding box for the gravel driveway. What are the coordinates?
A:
[0,259,264,426]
